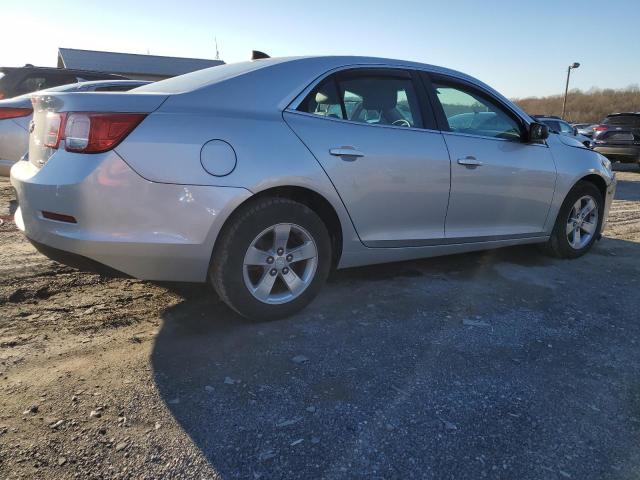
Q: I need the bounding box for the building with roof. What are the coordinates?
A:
[57,48,224,81]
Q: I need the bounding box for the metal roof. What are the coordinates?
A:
[57,48,224,77]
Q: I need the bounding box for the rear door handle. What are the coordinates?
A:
[457,156,482,167]
[330,147,365,158]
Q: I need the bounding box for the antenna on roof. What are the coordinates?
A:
[251,50,270,60]
[215,37,220,61]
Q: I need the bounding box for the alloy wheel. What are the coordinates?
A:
[243,223,318,304]
[566,195,598,250]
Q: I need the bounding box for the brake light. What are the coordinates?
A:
[63,112,146,153]
[0,92,5,100]
[593,124,609,132]
[43,112,66,149]
[0,107,32,119]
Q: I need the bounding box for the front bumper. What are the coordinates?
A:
[10,152,252,282]
[593,145,640,163]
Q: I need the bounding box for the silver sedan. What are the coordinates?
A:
[10,57,616,320]
[0,80,150,175]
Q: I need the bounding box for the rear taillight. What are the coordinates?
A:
[593,124,609,132]
[41,112,146,153]
[63,112,146,153]
[0,107,32,119]
[43,112,66,149]
[0,92,5,100]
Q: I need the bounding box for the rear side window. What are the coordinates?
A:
[298,78,345,119]
[298,70,423,129]
[433,81,522,140]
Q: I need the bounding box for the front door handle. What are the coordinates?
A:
[457,156,483,167]
[330,147,365,158]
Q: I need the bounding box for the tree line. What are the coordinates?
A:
[513,86,640,123]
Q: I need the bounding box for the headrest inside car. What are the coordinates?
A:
[315,85,339,104]
[361,84,398,110]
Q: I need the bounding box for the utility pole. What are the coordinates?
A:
[562,62,580,119]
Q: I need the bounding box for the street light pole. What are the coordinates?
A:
[562,62,580,119]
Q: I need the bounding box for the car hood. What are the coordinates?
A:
[555,134,588,149]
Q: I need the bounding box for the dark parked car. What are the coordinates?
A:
[533,115,591,147]
[0,65,127,100]
[592,113,640,165]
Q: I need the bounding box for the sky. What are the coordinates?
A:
[2,0,639,99]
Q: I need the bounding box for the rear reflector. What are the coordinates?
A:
[63,112,146,153]
[0,107,32,120]
[41,211,77,223]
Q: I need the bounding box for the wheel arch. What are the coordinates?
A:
[577,173,607,202]
[213,185,344,268]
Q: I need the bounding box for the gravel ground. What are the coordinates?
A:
[1,165,639,479]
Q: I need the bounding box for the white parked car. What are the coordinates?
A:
[0,80,150,175]
[11,57,616,320]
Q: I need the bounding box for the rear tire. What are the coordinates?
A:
[210,197,332,321]
[542,181,603,259]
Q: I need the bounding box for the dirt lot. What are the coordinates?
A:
[1,166,640,479]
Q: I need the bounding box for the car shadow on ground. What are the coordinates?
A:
[151,237,640,479]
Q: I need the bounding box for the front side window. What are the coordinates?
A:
[433,82,522,140]
[298,71,423,129]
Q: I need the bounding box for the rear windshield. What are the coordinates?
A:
[132,60,275,94]
[604,115,640,127]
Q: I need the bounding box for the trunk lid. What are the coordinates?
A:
[29,91,168,167]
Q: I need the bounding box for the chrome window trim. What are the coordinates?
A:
[286,64,537,139]
[284,109,443,135]
[442,130,549,148]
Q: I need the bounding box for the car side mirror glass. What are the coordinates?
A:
[528,122,549,142]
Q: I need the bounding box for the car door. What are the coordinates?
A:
[426,74,556,239]
[284,68,451,247]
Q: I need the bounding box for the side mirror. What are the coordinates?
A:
[573,126,579,136]
[528,122,549,142]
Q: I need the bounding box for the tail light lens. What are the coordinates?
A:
[593,124,609,132]
[63,113,146,153]
[0,107,32,119]
[43,112,66,149]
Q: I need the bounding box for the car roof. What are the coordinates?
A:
[137,56,532,121]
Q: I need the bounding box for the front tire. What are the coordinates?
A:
[210,197,332,321]
[542,181,603,259]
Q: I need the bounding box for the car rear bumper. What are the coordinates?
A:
[593,146,640,162]
[10,152,252,282]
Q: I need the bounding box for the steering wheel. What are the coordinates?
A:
[392,119,411,127]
